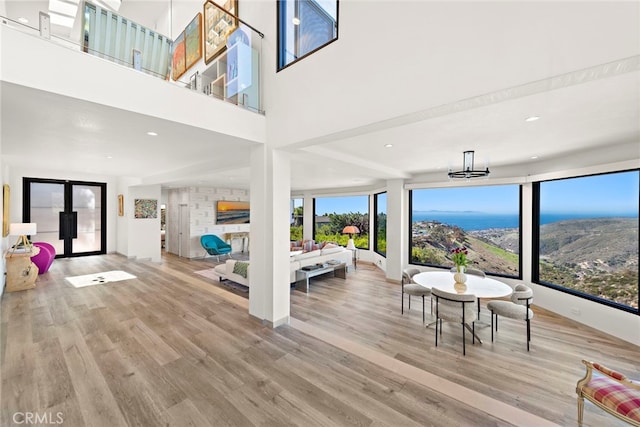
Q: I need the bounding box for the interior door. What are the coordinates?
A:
[24,178,107,257]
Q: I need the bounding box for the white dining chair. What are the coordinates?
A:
[432,287,477,355]
[486,284,534,351]
[401,268,431,323]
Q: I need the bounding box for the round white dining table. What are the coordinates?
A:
[412,271,512,299]
[413,271,513,343]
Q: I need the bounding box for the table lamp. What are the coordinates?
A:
[9,222,37,251]
[342,225,360,250]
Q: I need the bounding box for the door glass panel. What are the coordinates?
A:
[30,182,65,255]
[72,184,102,253]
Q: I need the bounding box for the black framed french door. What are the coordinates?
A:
[23,178,107,257]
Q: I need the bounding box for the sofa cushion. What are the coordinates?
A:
[294,249,321,261]
[321,246,344,255]
[582,375,640,422]
[232,261,249,278]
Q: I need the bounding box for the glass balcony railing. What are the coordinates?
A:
[0,1,264,114]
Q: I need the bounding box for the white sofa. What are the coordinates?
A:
[214,259,250,287]
[213,247,353,286]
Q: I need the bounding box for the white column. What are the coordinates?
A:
[521,182,533,283]
[385,179,407,282]
[249,145,291,327]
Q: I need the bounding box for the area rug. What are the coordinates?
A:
[65,270,137,288]
[194,268,249,293]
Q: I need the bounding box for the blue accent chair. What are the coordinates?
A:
[200,234,233,261]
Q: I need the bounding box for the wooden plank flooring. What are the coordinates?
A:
[1,253,638,426]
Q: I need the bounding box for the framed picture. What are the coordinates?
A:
[216,200,249,224]
[134,199,158,219]
[185,13,203,71]
[172,31,186,80]
[204,0,239,64]
[3,184,9,237]
[118,194,124,216]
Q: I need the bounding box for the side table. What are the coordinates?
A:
[349,248,358,270]
[5,247,40,292]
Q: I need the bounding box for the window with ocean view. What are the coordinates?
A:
[374,192,387,256]
[314,195,369,249]
[409,185,521,277]
[291,198,303,241]
[534,170,639,312]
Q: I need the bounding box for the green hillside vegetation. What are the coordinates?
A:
[539,218,638,308]
[412,217,638,308]
[411,221,518,275]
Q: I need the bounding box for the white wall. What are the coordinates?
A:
[0,26,266,144]
[127,185,162,262]
[261,1,639,148]
[166,186,250,259]
[116,176,142,257]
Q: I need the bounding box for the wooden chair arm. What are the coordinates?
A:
[580,360,640,391]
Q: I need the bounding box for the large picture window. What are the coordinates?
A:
[410,185,521,277]
[314,195,369,249]
[277,0,338,70]
[534,170,639,312]
[374,192,387,256]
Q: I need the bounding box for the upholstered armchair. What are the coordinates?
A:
[31,242,56,274]
[576,360,640,426]
[200,234,232,261]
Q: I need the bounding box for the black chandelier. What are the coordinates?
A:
[448,150,490,179]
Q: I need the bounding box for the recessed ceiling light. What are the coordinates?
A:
[530,156,538,159]
[18,17,29,24]
[292,17,300,25]
[384,144,393,148]
[147,131,158,136]
[106,155,113,159]
[525,116,540,122]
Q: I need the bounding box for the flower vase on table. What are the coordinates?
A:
[451,247,469,292]
[453,266,467,293]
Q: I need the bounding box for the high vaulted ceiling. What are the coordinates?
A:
[1,1,639,192]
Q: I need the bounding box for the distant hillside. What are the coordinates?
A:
[411,221,518,275]
[412,217,638,308]
[539,218,638,272]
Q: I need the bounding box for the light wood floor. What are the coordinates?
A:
[1,253,638,426]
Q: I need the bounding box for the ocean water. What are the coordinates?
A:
[411,212,636,231]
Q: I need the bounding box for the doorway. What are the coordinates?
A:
[23,178,107,257]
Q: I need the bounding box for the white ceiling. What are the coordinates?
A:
[1,1,639,192]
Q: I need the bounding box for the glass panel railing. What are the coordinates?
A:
[83,2,172,79]
[0,1,264,114]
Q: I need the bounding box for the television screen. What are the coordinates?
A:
[216,200,250,224]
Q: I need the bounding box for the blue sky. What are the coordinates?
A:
[412,185,520,214]
[540,171,639,215]
[314,196,369,215]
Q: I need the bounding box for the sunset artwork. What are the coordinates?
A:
[216,200,249,224]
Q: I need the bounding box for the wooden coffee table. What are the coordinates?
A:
[295,263,346,293]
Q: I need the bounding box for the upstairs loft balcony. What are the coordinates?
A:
[0,0,264,115]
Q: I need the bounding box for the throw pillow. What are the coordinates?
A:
[232,261,249,278]
[323,243,338,249]
[303,240,316,252]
